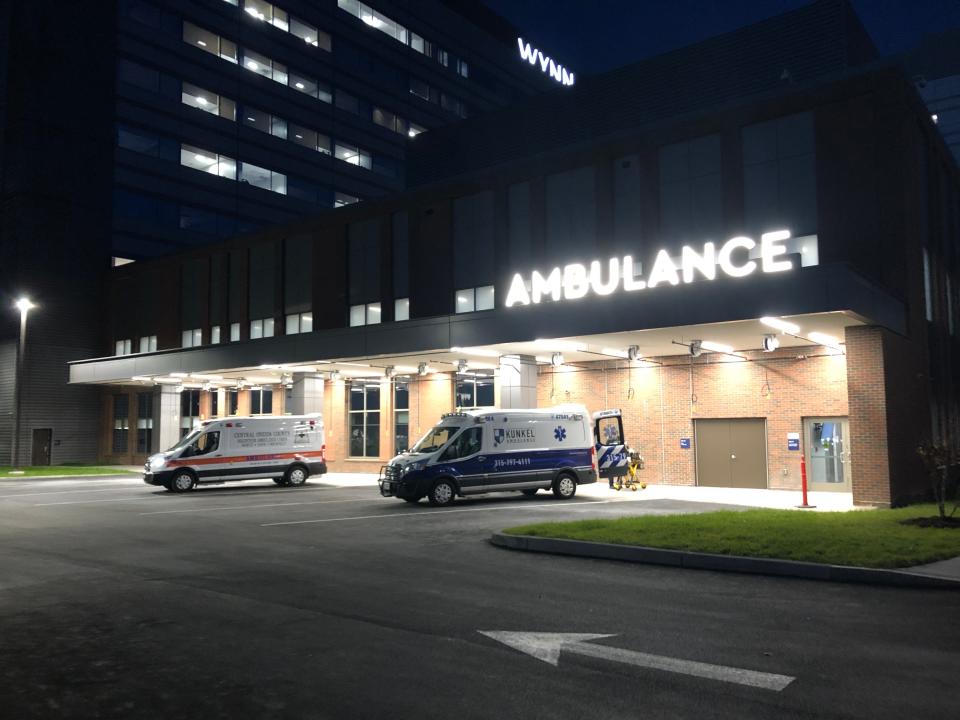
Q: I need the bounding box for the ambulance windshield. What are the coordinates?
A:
[168,427,202,453]
[410,425,460,453]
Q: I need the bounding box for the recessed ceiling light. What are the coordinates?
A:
[197,40,207,47]
[246,60,259,70]
[295,82,305,89]
[195,96,208,105]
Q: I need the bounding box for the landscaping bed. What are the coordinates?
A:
[504,504,960,569]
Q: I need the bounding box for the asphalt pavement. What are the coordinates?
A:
[0,474,957,719]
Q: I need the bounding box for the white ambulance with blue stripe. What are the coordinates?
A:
[379,405,625,506]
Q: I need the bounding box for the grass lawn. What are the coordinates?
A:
[504,504,960,569]
[0,465,135,478]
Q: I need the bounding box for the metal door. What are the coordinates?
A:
[694,419,768,489]
[31,428,52,466]
[804,417,851,492]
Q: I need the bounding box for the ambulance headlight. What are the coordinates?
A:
[149,457,166,471]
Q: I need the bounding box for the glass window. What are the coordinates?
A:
[290,72,320,99]
[437,49,449,67]
[291,17,330,50]
[228,389,239,415]
[239,162,286,194]
[457,59,469,78]
[349,382,380,457]
[230,322,240,341]
[183,22,236,63]
[180,389,201,437]
[440,427,483,461]
[742,112,816,238]
[138,335,157,353]
[115,339,132,356]
[335,143,372,169]
[112,395,129,453]
[242,107,284,138]
[290,124,324,153]
[180,144,237,179]
[181,328,202,348]
[181,83,235,120]
[394,380,409,453]
[335,192,359,207]
[476,285,495,311]
[285,312,312,334]
[455,374,494,409]
[394,297,409,321]
[455,288,474,314]
[366,302,381,324]
[136,392,153,453]
[409,77,431,101]
[251,388,273,414]
[373,107,399,132]
[244,0,287,31]
[211,325,221,344]
[118,126,159,156]
[250,318,274,338]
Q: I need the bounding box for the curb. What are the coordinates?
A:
[0,473,139,481]
[490,533,960,589]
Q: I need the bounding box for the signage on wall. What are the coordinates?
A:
[505,230,802,308]
[517,38,575,86]
[680,438,691,449]
[787,432,800,451]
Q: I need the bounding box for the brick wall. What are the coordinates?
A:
[537,345,849,491]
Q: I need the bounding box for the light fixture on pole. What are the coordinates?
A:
[11,297,36,469]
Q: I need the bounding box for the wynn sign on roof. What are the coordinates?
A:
[517,37,575,86]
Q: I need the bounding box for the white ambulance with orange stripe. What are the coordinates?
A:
[144,414,326,492]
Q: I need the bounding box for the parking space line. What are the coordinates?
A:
[261,498,622,526]
[139,498,369,515]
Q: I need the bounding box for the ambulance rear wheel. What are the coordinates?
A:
[284,464,309,487]
[552,473,577,500]
[521,489,538,496]
[428,479,456,507]
[169,470,196,493]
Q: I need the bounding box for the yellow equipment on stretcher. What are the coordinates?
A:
[612,450,646,491]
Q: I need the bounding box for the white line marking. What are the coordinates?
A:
[261,499,621,527]
[139,498,369,515]
[479,631,795,692]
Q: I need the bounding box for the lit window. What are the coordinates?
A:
[211,326,221,344]
[115,339,132,356]
[335,143,372,169]
[394,297,409,321]
[924,248,933,322]
[180,144,237,179]
[181,83,236,120]
[239,162,287,194]
[455,286,494,314]
[242,49,287,83]
[290,124,330,154]
[230,322,240,342]
[244,0,287,31]
[183,22,237,63]
[348,381,380,457]
[285,312,313,334]
[349,303,380,326]
[457,59,469,78]
[437,48,449,67]
[291,17,330,50]
[138,335,157,353]
[250,317,275,339]
[407,123,426,138]
[181,328,202,348]
[335,192,359,207]
[112,257,136,267]
[455,373,495,409]
[394,380,409,454]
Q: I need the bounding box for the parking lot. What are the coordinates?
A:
[0,474,957,719]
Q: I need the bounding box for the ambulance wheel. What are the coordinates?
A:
[428,479,456,507]
[552,473,577,500]
[521,489,538,496]
[169,470,196,493]
[284,464,309,487]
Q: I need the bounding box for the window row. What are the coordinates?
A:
[180,144,288,195]
[338,0,469,79]
[183,21,425,139]
[113,335,157,357]
[181,84,399,177]
[236,0,331,50]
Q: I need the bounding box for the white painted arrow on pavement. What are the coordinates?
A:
[478,631,795,692]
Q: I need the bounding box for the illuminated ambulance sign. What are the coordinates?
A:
[505,230,805,307]
[517,38,575,86]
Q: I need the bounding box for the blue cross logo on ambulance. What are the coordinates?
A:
[377,406,618,506]
[504,230,799,307]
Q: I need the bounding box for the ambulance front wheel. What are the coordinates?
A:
[428,479,456,507]
[552,473,577,500]
[169,470,196,493]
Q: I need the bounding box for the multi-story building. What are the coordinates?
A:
[69,0,960,505]
[0,0,557,465]
[902,28,960,165]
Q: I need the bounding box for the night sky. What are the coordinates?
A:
[482,0,960,77]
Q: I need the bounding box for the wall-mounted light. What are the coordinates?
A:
[550,352,564,367]
[417,362,430,376]
[762,334,780,352]
[384,366,395,378]
[457,359,468,374]
[327,370,341,382]
[627,345,641,362]
[689,340,703,358]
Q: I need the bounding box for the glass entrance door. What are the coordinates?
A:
[803,417,851,492]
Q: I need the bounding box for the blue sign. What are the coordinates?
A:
[788,438,800,451]
[680,438,691,449]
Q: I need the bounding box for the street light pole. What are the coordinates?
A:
[11,298,35,470]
